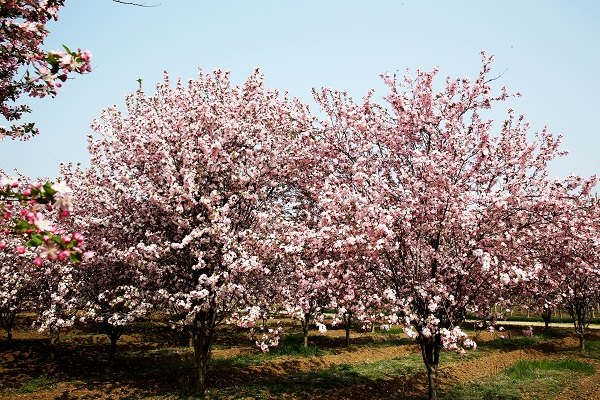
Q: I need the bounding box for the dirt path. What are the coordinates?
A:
[496,320,600,330]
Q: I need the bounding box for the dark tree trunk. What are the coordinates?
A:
[567,300,589,353]
[541,308,552,331]
[343,311,352,350]
[192,310,217,397]
[0,309,17,343]
[578,332,586,353]
[301,311,311,348]
[49,326,61,359]
[103,321,125,371]
[419,331,441,400]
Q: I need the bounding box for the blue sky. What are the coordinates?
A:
[1,0,599,180]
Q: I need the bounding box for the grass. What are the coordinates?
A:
[583,339,600,353]
[473,326,570,351]
[0,374,58,395]
[506,359,595,379]
[205,344,484,399]
[443,359,595,400]
[209,355,426,399]
[476,335,543,351]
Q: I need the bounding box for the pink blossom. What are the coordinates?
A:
[522,326,534,337]
[41,242,60,260]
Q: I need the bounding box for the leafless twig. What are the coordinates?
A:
[112,0,160,7]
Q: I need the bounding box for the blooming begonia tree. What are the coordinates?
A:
[305,53,595,400]
[530,196,600,352]
[0,235,35,342]
[85,69,312,395]
[60,164,154,368]
[29,255,80,357]
[278,223,332,347]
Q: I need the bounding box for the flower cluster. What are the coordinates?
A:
[0,175,89,263]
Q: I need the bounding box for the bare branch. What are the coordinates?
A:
[112,0,160,7]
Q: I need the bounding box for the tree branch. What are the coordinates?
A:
[112,0,160,7]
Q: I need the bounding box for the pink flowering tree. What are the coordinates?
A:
[278,202,383,349]
[531,197,600,352]
[0,235,36,342]
[278,223,333,347]
[29,256,80,357]
[0,169,86,349]
[305,53,595,400]
[86,69,312,395]
[328,262,385,348]
[21,204,87,358]
[282,119,388,349]
[1,0,91,140]
[60,164,155,369]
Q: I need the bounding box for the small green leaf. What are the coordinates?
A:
[13,220,34,232]
[69,252,83,263]
[26,235,44,247]
[43,182,57,196]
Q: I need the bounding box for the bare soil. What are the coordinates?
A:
[1,316,599,399]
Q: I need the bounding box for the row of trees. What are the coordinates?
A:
[2,3,599,400]
[4,59,600,399]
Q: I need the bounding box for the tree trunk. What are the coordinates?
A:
[0,309,17,343]
[343,311,352,350]
[541,308,552,331]
[419,331,441,400]
[427,366,438,400]
[567,301,588,354]
[49,326,61,359]
[192,310,217,397]
[578,332,586,353]
[108,335,118,370]
[301,312,311,348]
[103,321,124,371]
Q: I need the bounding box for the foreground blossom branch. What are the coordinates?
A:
[0,175,89,263]
[1,0,92,140]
